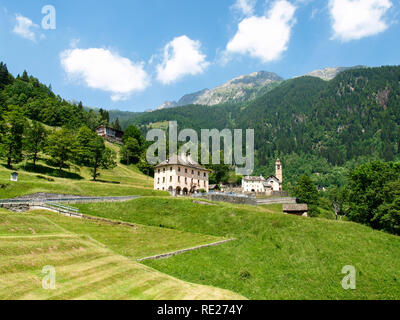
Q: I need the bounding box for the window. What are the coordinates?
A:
[170,167,172,171]
[163,168,165,172]
[170,176,172,182]
[158,169,160,173]
[198,171,200,176]
[185,169,188,173]
[192,170,194,174]
[158,178,160,184]
[185,177,187,184]
[178,176,181,182]
[204,172,206,177]
[178,167,181,172]
[163,177,165,183]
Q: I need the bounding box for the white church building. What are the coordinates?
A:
[242,159,283,195]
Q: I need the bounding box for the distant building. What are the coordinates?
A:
[283,204,308,217]
[242,159,283,195]
[96,126,124,144]
[154,153,209,195]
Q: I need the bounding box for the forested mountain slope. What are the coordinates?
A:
[129,66,400,187]
[0,63,106,129]
[240,66,400,166]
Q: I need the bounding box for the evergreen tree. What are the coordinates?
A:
[99,108,110,125]
[114,118,121,131]
[21,70,29,82]
[0,62,13,89]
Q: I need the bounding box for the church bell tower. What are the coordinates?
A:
[275,158,283,189]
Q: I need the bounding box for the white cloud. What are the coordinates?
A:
[226,0,297,63]
[13,14,39,42]
[60,48,150,101]
[233,0,257,16]
[156,35,210,85]
[329,0,393,42]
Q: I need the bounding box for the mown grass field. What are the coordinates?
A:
[0,208,244,300]
[0,142,167,199]
[75,197,400,300]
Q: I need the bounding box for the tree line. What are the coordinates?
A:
[0,62,153,178]
[0,62,117,131]
[291,160,400,236]
[0,106,116,180]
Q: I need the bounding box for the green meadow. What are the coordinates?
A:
[0,208,243,300]
[76,197,400,300]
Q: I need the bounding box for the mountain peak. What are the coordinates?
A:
[305,66,366,81]
[227,71,283,86]
[156,71,283,111]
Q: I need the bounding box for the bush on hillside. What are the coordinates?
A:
[343,161,400,235]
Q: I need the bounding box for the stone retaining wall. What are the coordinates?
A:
[202,194,258,206]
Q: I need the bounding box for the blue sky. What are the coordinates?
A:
[0,0,399,111]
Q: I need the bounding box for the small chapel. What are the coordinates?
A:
[242,159,283,196]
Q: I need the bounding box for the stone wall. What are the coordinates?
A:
[222,186,290,198]
[271,191,290,197]
[0,203,30,212]
[202,194,257,206]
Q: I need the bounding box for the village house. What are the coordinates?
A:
[242,159,283,195]
[96,126,124,144]
[154,153,210,195]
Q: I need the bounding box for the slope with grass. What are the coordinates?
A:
[0,141,167,199]
[75,197,400,300]
[0,209,244,300]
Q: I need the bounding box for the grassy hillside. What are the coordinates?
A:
[0,209,244,300]
[0,141,167,199]
[75,197,400,300]
[39,210,223,260]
